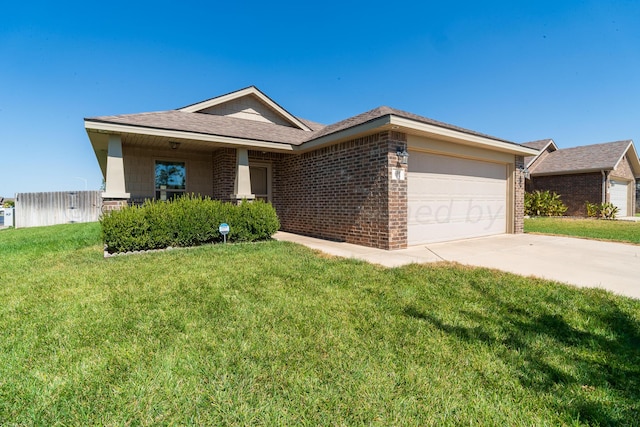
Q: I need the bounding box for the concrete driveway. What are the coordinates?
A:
[274,232,640,300]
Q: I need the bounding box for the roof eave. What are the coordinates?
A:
[531,167,615,177]
[390,116,539,156]
[84,119,296,152]
[296,116,392,152]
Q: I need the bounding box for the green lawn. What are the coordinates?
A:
[1,223,639,425]
[525,217,640,244]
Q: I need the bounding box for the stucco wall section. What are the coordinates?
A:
[122,145,214,201]
[200,95,293,127]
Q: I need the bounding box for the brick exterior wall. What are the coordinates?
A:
[514,156,525,233]
[274,131,407,250]
[612,155,636,181]
[528,172,603,216]
[110,133,524,249]
[212,148,236,202]
[527,155,638,217]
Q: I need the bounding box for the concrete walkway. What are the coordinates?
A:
[274,232,640,300]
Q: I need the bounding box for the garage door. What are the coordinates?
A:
[408,152,507,245]
[610,180,628,216]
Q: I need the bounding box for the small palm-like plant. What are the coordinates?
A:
[525,190,568,216]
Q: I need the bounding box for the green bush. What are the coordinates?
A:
[525,190,568,216]
[586,201,618,220]
[585,202,600,218]
[101,195,280,254]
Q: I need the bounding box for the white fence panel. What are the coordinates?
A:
[15,191,102,228]
[0,208,14,227]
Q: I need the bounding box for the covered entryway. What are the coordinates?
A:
[610,179,629,216]
[408,151,508,245]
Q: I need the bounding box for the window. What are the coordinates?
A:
[250,164,271,202]
[155,161,186,200]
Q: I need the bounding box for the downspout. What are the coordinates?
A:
[601,170,607,204]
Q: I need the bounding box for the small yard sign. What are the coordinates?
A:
[219,223,230,243]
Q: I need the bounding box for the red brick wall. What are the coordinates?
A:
[274,131,407,250]
[212,148,236,202]
[529,173,603,216]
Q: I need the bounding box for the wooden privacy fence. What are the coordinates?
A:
[15,191,102,228]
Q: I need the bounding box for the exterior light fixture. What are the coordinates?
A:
[396,149,409,165]
[170,141,181,150]
[517,166,530,185]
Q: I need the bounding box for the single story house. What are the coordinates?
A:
[524,139,640,216]
[85,86,537,250]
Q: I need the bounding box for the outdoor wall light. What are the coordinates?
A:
[170,141,181,150]
[396,149,409,165]
[517,166,530,185]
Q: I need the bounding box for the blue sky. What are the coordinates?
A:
[1,0,639,196]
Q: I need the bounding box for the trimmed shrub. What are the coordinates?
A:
[525,190,568,216]
[101,195,280,254]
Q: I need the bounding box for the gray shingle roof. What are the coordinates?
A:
[87,104,517,147]
[87,110,316,145]
[522,139,555,168]
[310,106,514,143]
[522,139,554,150]
[530,140,633,175]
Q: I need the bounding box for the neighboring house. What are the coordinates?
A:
[524,139,640,216]
[85,86,537,250]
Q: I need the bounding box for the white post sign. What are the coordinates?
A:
[219,223,230,243]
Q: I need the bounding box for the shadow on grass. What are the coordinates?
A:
[404,286,640,426]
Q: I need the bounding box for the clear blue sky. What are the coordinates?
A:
[1,0,639,197]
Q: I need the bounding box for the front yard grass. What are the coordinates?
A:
[525,217,640,244]
[1,223,639,425]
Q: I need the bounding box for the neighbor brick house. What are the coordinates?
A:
[85,86,537,249]
[524,139,640,216]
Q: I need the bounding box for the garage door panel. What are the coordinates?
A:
[610,180,628,216]
[410,153,506,179]
[408,152,507,245]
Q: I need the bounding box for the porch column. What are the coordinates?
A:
[231,148,255,202]
[102,135,130,209]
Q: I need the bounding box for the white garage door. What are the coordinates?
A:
[408,152,507,245]
[610,180,628,216]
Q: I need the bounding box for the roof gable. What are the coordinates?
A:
[530,140,640,177]
[522,138,558,169]
[179,86,312,131]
